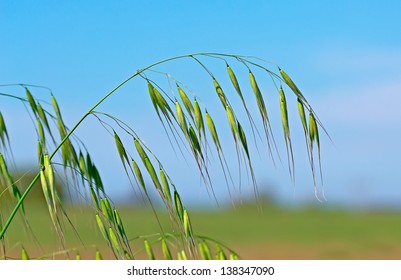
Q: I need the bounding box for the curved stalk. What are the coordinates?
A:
[0,53,208,239]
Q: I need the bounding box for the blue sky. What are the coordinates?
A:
[1,1,401,208]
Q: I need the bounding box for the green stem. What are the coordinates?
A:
[0,53,212,239]
[0,172,41,239]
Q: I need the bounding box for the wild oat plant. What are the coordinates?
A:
[0,53,327,259]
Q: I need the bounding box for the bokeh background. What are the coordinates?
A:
[1,1,401,259]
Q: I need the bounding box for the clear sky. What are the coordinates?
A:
[1,1,401,208]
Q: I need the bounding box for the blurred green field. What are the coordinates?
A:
[3,203,401,259]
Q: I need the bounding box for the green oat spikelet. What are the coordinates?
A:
[43,155,56,212]
[78,152,86,175]
[297,98,313,171]
[227,63,243,100]
[174,189,184,221]
[134,138,148,164]
[249,70,276,160]
[309,112,319,148]
[279,87,290,137]
[279,67,306,103]
[25,88,38,116]
[249,71,266,117]
[161,239,172,260]
[40,166,52,215]
[92,164,105,194]
[37,119,46,147]
[183,209,193,238]
[21,247,29,260]
[213,78,228,107]
[51,94,62,120]
[154,86,174,118]
[160,168,172,203]
[175,100,188,137]
[113,209,128,245]
[205,110,221,151]
[308,111,323,201]
[279,87,294,180]
[204,109,234,193]
[95,250,103,260]
[101,197,114,222]
[177,84,194,117]
[78,151,87,184]
[0,112,9,147]
[237,121,249,159]
[147,82,159,115]
[51,94,79,167]
[132,158,146,193]
[114,132,129,168]
[309,112,316,143]
[96,214,109,242]
[229,253,239,260]
[225,105,238,140]
[39,155,63,243]
[177,250,187,260]
[144,239,155,260]
[199,241,212,260]
[37,102,52,137]
[193,99,205,138]
[188,125,201,155]
[109,227,122,257]
[144,157,162,191]
[90,187,100,209]
[216,244,227,260]
[297,98,308,135]
[37,141,43,165]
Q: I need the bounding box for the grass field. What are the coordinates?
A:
[3,203,401,259]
